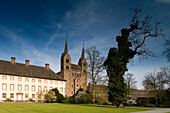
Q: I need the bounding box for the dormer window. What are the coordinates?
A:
[66,59,69,63]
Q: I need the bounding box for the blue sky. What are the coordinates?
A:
[0,0,170,89]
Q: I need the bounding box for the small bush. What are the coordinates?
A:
[29,98,33,102]
[144,104,156,107]
[6,98,11,102]
[61,98,70,104]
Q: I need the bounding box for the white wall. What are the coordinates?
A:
[0,74,66,102]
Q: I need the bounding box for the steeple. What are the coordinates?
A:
[81,41,85,60]
[64,34,68,54]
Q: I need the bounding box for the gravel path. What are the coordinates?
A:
[131,108,170,113]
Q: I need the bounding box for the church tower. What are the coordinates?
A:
[60,38,87,97]
[78,43,87,91]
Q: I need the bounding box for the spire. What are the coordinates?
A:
[64,34,68,54]
[81,41,85,60]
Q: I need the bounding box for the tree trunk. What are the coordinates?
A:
[92,83,95,104]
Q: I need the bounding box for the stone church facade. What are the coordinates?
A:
[0,39,87,101]
[57,39,87,97]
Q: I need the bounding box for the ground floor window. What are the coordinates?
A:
[10,93,14,98]
[32,94,35,99]
[25,94,28,99]
[2,93,6,98]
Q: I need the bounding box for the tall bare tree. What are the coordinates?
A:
[142,66,169,106]
[104,8,164,107]
[85,46,105,103]
[124,73,137,98]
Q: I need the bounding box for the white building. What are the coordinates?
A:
[0,57,66,102]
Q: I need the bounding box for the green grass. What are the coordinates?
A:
[0,103,152,113]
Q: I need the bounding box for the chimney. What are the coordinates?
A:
[11,57,16,64]
[25,60,30,65]
[45,63,49,70]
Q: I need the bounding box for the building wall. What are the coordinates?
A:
[61,53,87,97]
[0,74,66,102]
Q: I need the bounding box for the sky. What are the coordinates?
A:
[0,0,170,89]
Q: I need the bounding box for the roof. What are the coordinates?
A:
[129,89,154,98]
[71,64,81,70]
[0,60,66,81]
[88,83,108,94]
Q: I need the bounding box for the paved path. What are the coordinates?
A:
[131,108,170,113]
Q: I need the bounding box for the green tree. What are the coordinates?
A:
[51,88,65,103]
[104,9,163,108]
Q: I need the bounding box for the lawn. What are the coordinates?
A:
[0,103,152,113]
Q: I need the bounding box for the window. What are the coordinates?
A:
[77,79,78,82]
[2,76,6,80]
[60,81,63,85]
[2,83,7,90]
[72,85,73,88]
[60,87,63,92]
[44,80,47,83]
[66,66,69,69]
[66,59,69,63]
[77,84,78,87]
[38,80,41,83]
[32,79,35,82]
[50,81,53,84]
[38,86,41,91]
[10,77,14,80]
[25,94,28,99]
[25,78,29,82]
[44,86,47,92]
[71,91,73,94]
[2,93,6,98]
[10,93,14,98]
[18,77,22,81]
[72,73,74,76]
[80,74,81,78]
[18,84,22,91]
[55,81,58,84]
[83,63,86,66]
[32,94,35,99]
[77,74,78,77]
[25,85,29,91]
[84,70,86,73]
[32,85,35,91]
[10,84,14,90]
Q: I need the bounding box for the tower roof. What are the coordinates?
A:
[64,35,68,54]
[81,42,85,60]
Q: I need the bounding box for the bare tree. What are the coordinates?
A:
[36,91,46,102]
[44,90,57,103]
[85,46,105,103]
[142,66,169,106]
[124,73,137,98]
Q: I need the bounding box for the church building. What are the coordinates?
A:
[57,39,87,97]
[0,39,87,102]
